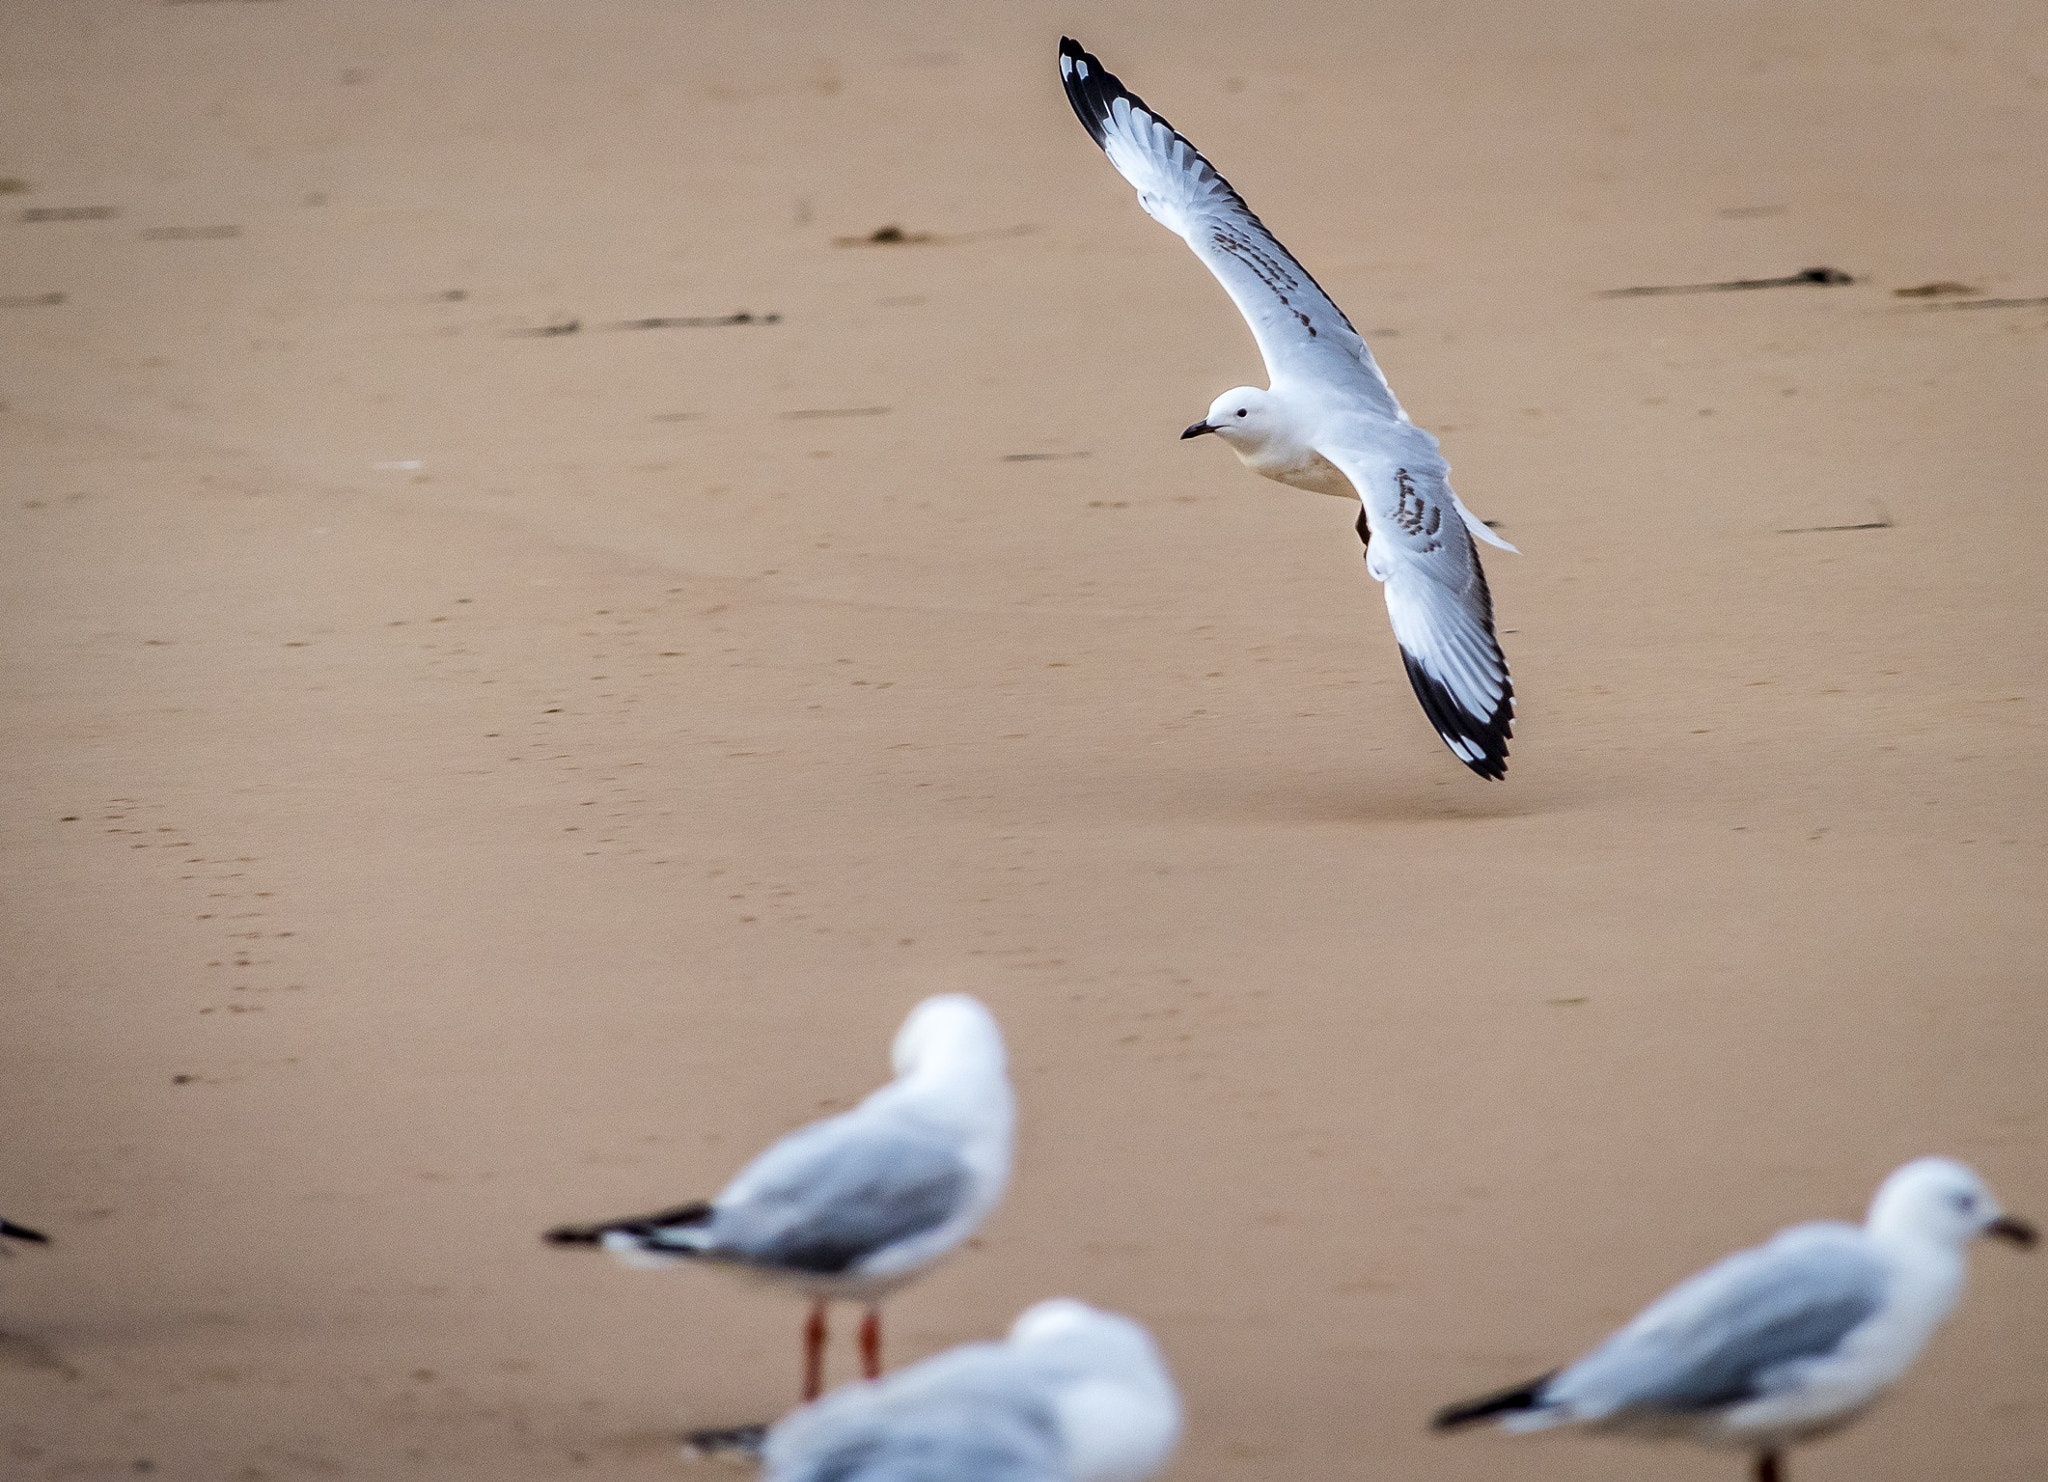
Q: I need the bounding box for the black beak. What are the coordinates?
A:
[1180,420,1215,440]
[1987,1215,2038,1248]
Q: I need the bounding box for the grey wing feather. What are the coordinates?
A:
[1548,1226,1887,1417]
[779,1429,1063,1482]
[768,1349,1063,1482]
[709,1113,972,1274]
[1059,39,1403,419]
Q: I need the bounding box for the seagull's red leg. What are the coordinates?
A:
[858,1305,883,1379]
[803,1300,828,1401]
[1755,1452,1783,1482]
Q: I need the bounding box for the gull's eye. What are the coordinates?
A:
[1951,1192,1977,1214]
[1235,408,1247,418]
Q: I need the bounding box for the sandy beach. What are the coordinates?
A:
[2,2,2044,1478]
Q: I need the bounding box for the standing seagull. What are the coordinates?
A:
[1059,38,1516,778]
[546,995,1014,1400]
[763,1299,1182,1482]
[1433,1157,2036,1482]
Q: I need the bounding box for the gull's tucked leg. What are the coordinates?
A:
[803,1300,829,1401]
[859,1305,883,1380]
[1755,1450,1783,1482]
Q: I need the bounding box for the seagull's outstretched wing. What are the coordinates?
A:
[1532,1225,1888,1424]
[1059,38,1403,421]
[1320,438,1513,778]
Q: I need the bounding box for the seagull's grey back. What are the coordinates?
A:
[765,1346,1065,1482]
[1546,1223,1887,1420]
[709,1110,973,1274]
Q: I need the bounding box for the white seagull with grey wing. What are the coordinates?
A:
[1433,1157,2037,1482]
[546,995,1013,1403]
[1059,38,1516,778]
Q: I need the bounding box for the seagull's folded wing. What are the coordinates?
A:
[713,1110,975,1275]
[1058,38,1402,419]
[767,1348,1063,1482]
[770,1415,1062,1482]
[1321,441,1512,779]
[1538,1224,1888,1425]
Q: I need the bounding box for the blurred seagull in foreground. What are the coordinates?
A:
[546,995,1013,1400]
[1059,37,1517,779]
[761,1299,1181,1482]
[1433,1157,2036,1482]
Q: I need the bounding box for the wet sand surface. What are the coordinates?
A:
[2,3,2044,1479]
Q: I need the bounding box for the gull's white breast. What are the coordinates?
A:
[1232,442,1355,499]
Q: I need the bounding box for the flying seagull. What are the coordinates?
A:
[1058,37,1516,779]
[547,995,1014,1401]
[763,1299,1182,1482]
[1433,1157,2036,1482]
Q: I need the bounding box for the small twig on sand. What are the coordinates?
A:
[833,223,1035,247]
[508,311,783,338]
[1777,503,1893,535]
[610,311,781,330]
[1915,294,2048,312]
[1600,267,1852,298]
[1892,282,1979,299]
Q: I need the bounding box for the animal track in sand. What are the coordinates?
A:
[386,596,711,871]
[94,798,304,1019]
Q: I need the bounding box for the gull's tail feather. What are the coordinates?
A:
[544,1201,715,1249]
[0,1219,48,1245]
[1431,1371,1557,1431]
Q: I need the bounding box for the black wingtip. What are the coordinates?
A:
[1397,547,1514,779]
[0,1220,49,1245]
[1401,648,1513,780]
[1055,36,1270,246]
[1057,37,1113,149]
[1431,1372,1556,1431]
[1055,36,1174,157]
